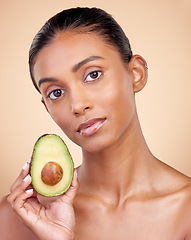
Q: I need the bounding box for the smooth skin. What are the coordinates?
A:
[1,32,191,240]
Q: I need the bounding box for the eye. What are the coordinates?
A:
[85,71,102,82]
[48,89,65,100]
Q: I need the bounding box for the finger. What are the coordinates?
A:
[61,168,80,204]
[26,182,37,198]
[7,174,32,206]
[12,188,34,222]
[13,188,34,211]
[13,190,46,232]
[10,161,31,193]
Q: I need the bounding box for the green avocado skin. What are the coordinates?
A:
[30,134,74,197]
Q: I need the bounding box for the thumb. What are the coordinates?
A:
[61,168,80,204]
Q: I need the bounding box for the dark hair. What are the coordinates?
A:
[29,7,133,92]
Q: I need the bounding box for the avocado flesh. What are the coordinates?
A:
[31,134,74,197]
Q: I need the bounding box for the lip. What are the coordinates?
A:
[77,118,106,136]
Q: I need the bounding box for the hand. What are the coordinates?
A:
[7,161,79,240]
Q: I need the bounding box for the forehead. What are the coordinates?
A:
[33,32,123,80]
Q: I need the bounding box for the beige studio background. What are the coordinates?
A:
[0,0,191,198]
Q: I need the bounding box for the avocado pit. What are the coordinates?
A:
[41,161,63,186]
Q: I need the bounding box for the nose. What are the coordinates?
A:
[70,85,93,116]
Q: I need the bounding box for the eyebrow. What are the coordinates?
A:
[38,55,104,88]
[72,55,104,72]
[38,78,58,89]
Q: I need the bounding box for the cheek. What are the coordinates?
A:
[47,105,71,130]
[48,106,78,144]
[98,76,135,116]
[103,81,136,142]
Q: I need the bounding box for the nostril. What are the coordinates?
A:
[74,106,89,115]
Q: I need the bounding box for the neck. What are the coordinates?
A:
[77,112,157,205]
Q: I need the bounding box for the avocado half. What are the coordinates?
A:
[30,134,74,197]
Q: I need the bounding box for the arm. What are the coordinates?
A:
[6,162,79,240]
[0,196,38,240]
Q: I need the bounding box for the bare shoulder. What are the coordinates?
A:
[162,161,191,204]
[166,166,191,239]
[178,180,191,239]
[0,195,37,240]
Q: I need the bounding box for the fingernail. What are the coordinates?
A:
[26,189,33,194]
[23,174,30,182]
[22,162,28,170]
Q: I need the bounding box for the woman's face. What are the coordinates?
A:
[33,32,137,153]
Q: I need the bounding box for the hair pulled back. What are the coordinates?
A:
[29,7,133,92]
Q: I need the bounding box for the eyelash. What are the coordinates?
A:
[48,89,65,100]
[47,70,102,100]
[84,70,102,82]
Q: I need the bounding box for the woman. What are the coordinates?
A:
[0,7,191,240]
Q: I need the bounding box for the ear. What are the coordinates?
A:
[128,55,148,93]
[41,97,49,113]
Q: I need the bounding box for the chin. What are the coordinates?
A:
[80,133,117,153]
